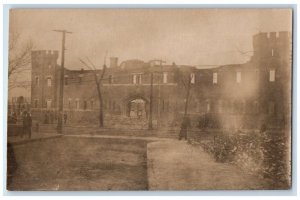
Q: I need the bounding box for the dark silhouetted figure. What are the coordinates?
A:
[7,142,18,189]
[50,112,54,124]
[44,113,49,124]
[260,123,267,133]
[8,115,17,124]
[36,122,40,133]
[22,111,32,139]
[137,109,142,119]
[179,116,191,140]
[64,113,67,125]
[12,112,17,123]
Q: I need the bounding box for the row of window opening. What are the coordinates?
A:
[34,69,276,87]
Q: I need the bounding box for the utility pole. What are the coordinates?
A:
[157,59,166,128]
[184,75,192,117]
[148,59,166,129]
[148,72,153,130]
[53,29,72,134]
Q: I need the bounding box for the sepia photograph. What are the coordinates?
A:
[6,8,292,191]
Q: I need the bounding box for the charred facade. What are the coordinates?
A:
[30,31,292,129]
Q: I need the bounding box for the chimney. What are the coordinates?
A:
[110,57,118,68]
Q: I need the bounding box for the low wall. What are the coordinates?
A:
[30,109,286,130]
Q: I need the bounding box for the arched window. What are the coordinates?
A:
[83,101,87,110]
[47,77,52,87]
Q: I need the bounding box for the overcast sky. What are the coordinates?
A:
[10,8,292,69]
[9,8,292,97]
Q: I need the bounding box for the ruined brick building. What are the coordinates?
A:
[30,31,292,129]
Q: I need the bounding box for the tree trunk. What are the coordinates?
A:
[79,59,106,128]
[96,82,104,127]
[184,77,191,117]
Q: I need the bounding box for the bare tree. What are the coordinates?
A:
[234,44,254,57]
[181,73,192,117]
[8,30,34,89]
[177,69,193,140]
[79,57,106,127]
[8,80,31,90]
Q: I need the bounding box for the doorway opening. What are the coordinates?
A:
[127,99,147,119]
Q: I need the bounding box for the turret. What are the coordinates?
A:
[31,50,59,110]
[252,31,291,61]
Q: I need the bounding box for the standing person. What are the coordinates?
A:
[50,112,54,124]
[27,112,32,139]
[22,111,32,139]
[63,113,67,125]
[36,121,40,133]
[44,113,49,124]
[8,113,17,124]
[7,142,18,189]
[260,123,267,134]
[12,112,17,123]
[22,111,28,138]
[137,109,142,119]
[179,116,191,140]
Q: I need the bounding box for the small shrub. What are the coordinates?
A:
[189,129,290,188]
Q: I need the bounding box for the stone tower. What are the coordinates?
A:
[31,50,59,110]
[252,31,292,125]
[252,31,292,62]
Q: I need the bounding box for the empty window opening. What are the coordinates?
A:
[83,101,87,110]
[269,69,275,82]
[35,76,39,86]
[190,73,195,84]
[236,71,242,83]
[90,100,94,109]
[163,72,168,84]
[206,102,211,113]
[268,102,275,115]
[108,75,114,84]
[213,72,218,84]
[68,99,72,109]
[75,99,80,109]
[47,77,52,87]
[34,99,38,108]
[46,99,52,109]
[133,74,142,84]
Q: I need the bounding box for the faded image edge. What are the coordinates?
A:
[7,8,292,191]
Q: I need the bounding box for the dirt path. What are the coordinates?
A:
[147,140,268,190]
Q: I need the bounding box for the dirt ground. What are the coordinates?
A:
[7,137,148,191]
